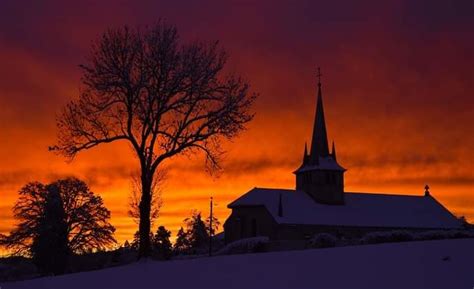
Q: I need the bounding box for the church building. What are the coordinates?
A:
[224,69,461,244]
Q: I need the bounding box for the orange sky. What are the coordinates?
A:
[1,0,473,256]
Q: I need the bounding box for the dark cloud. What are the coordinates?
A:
[166,154,296,177]
[349,175,474,187]
[222,156,295,175]
[81,165,134,188]
[0,164,133,191]
[0,169,32,188]
[401,0,474,32]
[344,153,450,169]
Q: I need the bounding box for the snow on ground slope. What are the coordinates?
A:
[3,239,474,289]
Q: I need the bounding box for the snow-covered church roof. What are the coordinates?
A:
[294,155,345,172]
[228,188,461,229]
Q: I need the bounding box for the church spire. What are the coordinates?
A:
[331,141,337,161]
[310,67,330,163]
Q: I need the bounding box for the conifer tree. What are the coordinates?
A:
[153,226,172,260]
[131,230,153,251]
[205,215,220,237]
[173,227,190,255]
[123,240,131,249]
[185,211,209,253]
[31,186,69,275]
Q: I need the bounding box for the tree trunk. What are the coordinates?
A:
[138,170,152,258]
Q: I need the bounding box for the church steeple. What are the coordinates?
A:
[309,67,330,164]
[294,67,346,205]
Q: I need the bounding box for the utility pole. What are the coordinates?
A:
[209,196,213,257]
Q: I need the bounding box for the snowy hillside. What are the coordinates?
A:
[4,239,474,289]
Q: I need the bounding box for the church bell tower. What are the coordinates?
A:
[294,68,346,205]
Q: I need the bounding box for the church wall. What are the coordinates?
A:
[224,206,278,244]
[275,224,444,241]
[224,207,453,245]
[276,224,371,240]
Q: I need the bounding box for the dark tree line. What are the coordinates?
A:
[174,211,220,255]
[128,226,172,260]
[153,226,172,260]
[123,211,220,258]
[50,20,256,257]
[0,178,116,274]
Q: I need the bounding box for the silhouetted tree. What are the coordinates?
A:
[152,226,172,260]
[31,187,69,275]
[185,211,209,253]
[123,240,131,249]
[50,21,256,257]
[205,215,220,237]
[0,178,116,256]
[128,170,165,228]
[131,230,153,251]
[131,231,140,251]
[173,227,190,254]
[459,216,473,229]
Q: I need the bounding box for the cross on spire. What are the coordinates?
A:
[317,67,322,87]
[309,66,329,162]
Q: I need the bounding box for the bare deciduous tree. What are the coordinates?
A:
[50,21,256,257]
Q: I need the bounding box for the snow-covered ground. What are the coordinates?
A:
[3,239,474,289]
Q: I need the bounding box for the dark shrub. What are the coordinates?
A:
[415,230,447,240]
[415,230,474,240]
[309,233,337,248]
[215,237,269,255]
[362,230,414,244]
